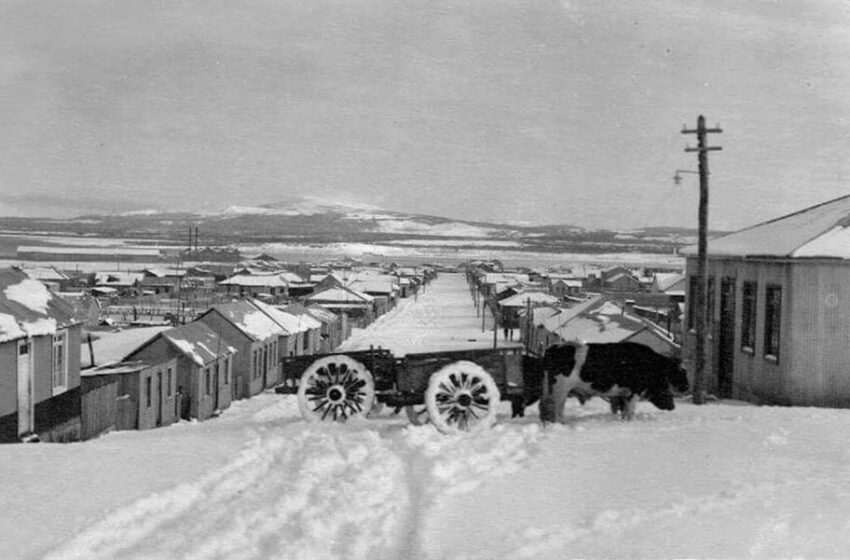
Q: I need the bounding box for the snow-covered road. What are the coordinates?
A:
[5,273,850,559]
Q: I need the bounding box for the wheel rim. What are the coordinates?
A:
[426,361,499,434]
[297,356,375,422]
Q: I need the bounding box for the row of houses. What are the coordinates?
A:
[467,264,687,342]
[0,264,362,443]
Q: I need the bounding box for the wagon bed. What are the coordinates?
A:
[276,345,525,434]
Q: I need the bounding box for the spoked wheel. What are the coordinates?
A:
[297,356,375,422]
[405,405,430,426]
[425,361,500,435]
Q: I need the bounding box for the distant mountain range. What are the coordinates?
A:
[0,196,719,256]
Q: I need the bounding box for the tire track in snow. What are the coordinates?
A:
[46,423,411,560]
[44,415,545,560]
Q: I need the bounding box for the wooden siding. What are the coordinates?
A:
[788,262,850,407]
[81,380,118,440]
[684,256,850,407]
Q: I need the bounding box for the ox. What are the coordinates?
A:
[511,342,689,422]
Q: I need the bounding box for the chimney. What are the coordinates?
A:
[623,299,635,315]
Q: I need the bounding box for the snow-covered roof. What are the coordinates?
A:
[161,321,238,366]
[552,301,646,343]
[279,302,324,329]
[307,286,374,303]
[249,299,302,334]
[552,278,583,288]
[498,292,560,308]
[653,272,686,292]
[348,278,398,295]
[21,266,69,282]
[219,273,289,287]
[208,301,287,341]
[0,268,83,343]
[680,194,850,259]
[86,326,172,366]
[144,267,186,278]
[304,305,339,323]
[81,360,152,377]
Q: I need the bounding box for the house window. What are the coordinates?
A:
[764,285,782,360]
[225,357,231,384]
[205,368,211,395]
[167,368,173,397]
[741,281,757,351]
[146,376,152,408]
[52,331,68,392]
[303,332,309,350]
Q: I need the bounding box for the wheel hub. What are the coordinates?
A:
[327,385,345,403]
[456,393,472,407]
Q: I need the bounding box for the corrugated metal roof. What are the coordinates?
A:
[681,194,850,258]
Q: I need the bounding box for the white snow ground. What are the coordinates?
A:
[3,274,850,559]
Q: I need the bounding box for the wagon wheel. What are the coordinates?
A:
[297,355,375,422]
[425,361,500,435]
[404,405,430,426]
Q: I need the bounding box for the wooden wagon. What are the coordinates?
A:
[276,345,525,435]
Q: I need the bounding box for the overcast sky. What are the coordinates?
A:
[1,0,849,230]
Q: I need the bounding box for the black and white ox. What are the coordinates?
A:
[512,342,690,422]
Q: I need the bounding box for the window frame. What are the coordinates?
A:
[741,281,757,353]
[52,330,68,395]
[764,284,782,361]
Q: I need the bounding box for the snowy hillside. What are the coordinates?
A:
[4,274,847,559]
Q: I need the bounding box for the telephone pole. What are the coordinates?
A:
[681,115,722,405]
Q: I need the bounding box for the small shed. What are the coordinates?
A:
[80,357,179,439]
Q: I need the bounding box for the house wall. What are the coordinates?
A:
[0,340,20,441]
[196,312,252,399]
[684,257,793,405]
[787,261,850,407]
[193,355,233,420]
[126,338,229,422]
[135,359,179,430]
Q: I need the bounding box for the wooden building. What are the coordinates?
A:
[80,357,179,439]
[0,268,85,443]
[195,301,283,399]
[682,194,850,406]
[123,322,235,420]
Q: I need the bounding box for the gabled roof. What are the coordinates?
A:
[0,268,84,343]
[205,301,286,341]
[21,266,69,282]
[498,291,560,308]
[653,272,685,291]
[307,286,374,303]
[160,322,238,366]
[250,298,313,334]
[305,304,339,323]
[219,273,289,287]
[680,194,850,259]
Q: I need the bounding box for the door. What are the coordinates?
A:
[16,340,34,437]
[717,277,736,398]
[156,371,163,427]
